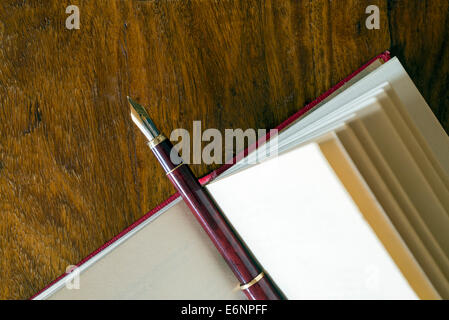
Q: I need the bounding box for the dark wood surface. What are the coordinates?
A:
[0,0,448,299]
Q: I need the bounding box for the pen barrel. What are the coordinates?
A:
[151,138,281,300]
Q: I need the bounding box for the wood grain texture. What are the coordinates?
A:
[0,0,447,299]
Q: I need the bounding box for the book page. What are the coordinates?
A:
[46,201,245,300]
[207,142,417,299]
[354,107,449,253]
[335,125,449,298]
[318,133,440,299]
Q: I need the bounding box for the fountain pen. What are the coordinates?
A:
[128,97,281,300]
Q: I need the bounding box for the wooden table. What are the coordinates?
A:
[0,0,448,299]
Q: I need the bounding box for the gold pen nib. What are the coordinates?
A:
[128,96,151,119]
[128,96,160,141]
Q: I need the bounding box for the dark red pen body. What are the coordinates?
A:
[150,135,281,300]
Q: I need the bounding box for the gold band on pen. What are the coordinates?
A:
[148,134,167,149]
[240,272,265,291]
[166,162,184,175]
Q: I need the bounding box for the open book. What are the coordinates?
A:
[32,53,449,300]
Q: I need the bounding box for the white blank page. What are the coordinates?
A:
[207,143,417,299]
